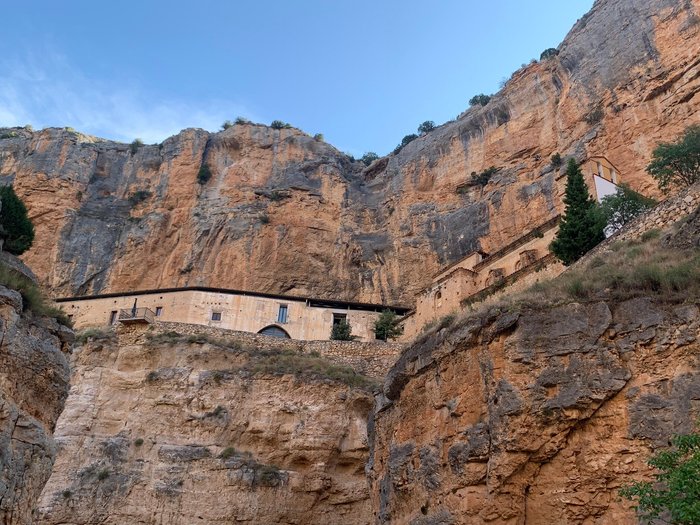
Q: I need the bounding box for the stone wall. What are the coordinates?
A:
[577,182,700,265]
[122,321,404,380]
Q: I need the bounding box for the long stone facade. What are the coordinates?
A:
[56,287,409,342]
[401,156,622,339]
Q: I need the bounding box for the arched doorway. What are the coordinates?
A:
[257,325,291,339]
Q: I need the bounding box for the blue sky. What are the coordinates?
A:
[0,1,593,156]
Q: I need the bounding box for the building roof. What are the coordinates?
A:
[55,285,412,315]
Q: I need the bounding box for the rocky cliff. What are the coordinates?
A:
[0,286,72,524]
[1,0,698,304]
[35,325,375,525]
[368,209,700,524]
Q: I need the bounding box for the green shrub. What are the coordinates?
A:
[134,438,144,447]
[330,319,354,340]
[393,134,418,154]
[219,447,237,459]
[75,327,113,345]
[646,125,700,193]
[374,310,403,341]
[417,121,436,134]
[0,131,18,139]
[313,133,324,141]
[62,489,72,499]
[0,185,35,255]
[360,152,379,166]
[551,153,562,167]
[197,164,212,185]
[641,229,661,242]
[584,106,604,125]
[255,464,282,487]
[0,263,72,326]
[146,371,159,382]
[270,120,291,130]
[620,428,700,525]
[235,116,250,125]
[97,468,110,481]
[130,139,144,154]
[128,190,152,205]
[221,120,234,130]
[540,48,559,60]
[268,190,289,202]
[469,94,491,106]
[470,166,500,188]
[599,184,656,233]
[259,214,270,225]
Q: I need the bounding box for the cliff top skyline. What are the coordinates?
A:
[1,0,592,155]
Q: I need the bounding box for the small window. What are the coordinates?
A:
[155,306,163,317]
[332,313,347,325]
[109,311,117,325]
[277,305,288,324]
[211,311,222,321]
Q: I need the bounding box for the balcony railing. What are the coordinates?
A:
[118,307,155,324]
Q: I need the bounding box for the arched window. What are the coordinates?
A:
[258,325,291,339]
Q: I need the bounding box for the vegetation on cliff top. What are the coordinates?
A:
[0,263,72,327]
[141,330,378,390]
[647,125,700,193]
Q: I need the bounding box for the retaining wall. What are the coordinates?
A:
[118,320,404,380]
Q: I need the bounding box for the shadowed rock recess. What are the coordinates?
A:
[0,0,698,304]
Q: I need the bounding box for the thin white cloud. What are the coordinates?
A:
[0,51,261,143]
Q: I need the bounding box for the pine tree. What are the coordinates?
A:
[0,185,34,255]
[550,159,605,265]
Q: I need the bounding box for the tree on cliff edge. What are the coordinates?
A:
[647,125,700,193]
[0,185,34,255]
[550,159,604,265]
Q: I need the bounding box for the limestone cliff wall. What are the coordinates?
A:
[35,325,375,525]
[368,297,700,524]
[0,0,697,305]
[0,287,72,524]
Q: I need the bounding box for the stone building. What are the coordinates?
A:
[401,156,623,339]
[56,286,409,342]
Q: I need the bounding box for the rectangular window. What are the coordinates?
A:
[277,305,288,324]
[109,311,117,325]
[211,311,222,321]
[155,306,163,317]
[332,313,347,325]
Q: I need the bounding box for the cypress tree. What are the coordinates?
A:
[0,185,35,255]
[550,159,605,265]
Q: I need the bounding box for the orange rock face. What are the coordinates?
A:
[369,298,700,524]
[0,0,698,307]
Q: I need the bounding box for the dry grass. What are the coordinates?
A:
[445,222,700,333]
[143,330,377,390]
[0,263,73,327]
